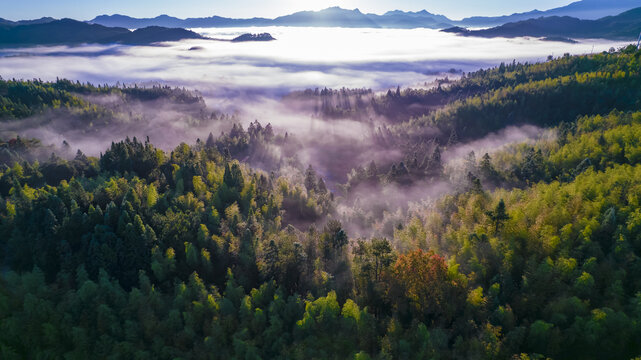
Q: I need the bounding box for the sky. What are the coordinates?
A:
[1,0,576,21]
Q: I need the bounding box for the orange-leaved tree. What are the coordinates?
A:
[388,249,465,325]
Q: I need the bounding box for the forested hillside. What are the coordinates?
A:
[0,19,205,46]
[445,7,641,40]
[2,46,641,359]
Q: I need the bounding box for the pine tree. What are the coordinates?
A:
[262,240,279,281]
[205,132,216,148]
[479,153,498,183]
[464,151,477,175]
[487,199,509,233]
[447,129,458,147]
[304,165,318,193]
[428,146,443,177]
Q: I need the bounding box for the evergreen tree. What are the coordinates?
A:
[486,199,509,233]
[205,132,216,148]
[304,165,318,193]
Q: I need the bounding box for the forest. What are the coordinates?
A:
[1,46,641,359]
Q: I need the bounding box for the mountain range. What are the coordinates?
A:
[0,0,639,47]
[0,17,57,27]
[88,7,452,30]
[444,7,641,40]
[0,19,204,46]
[458,0,641,27]
[83,0,641,29]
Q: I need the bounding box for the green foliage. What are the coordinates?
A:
[3,49,641,359]
[0,78,205,120]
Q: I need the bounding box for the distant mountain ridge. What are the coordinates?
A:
[1,0,638,34]
[85,1,641,29]
[456,0,641,27]
[0,19,205,46]
[89,7,452,29]
[537,0,641,19]
[445,7,641,40]
[88,14,272,29]
[0,17,57,27]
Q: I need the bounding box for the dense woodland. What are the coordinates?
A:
[2,46,641,359]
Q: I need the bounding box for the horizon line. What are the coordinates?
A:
[2,4,572,23]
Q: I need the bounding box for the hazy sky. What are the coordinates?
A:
[2,0,576,21]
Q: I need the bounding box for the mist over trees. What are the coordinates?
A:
[2,45,641,359]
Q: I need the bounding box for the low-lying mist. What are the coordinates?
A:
[0,27,624,152]
[0,26,627,235]
[0,27,628,101]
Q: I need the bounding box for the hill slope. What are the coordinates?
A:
[457,0,641,27]
[446,7,641,40]
[0,19,205,46]
[0,17,56,27]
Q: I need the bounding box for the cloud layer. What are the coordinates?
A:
[0,27,627,235]
[0,27,629,102]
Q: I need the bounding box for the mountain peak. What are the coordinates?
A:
[317,6,363,13]
[322,6,353,12]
